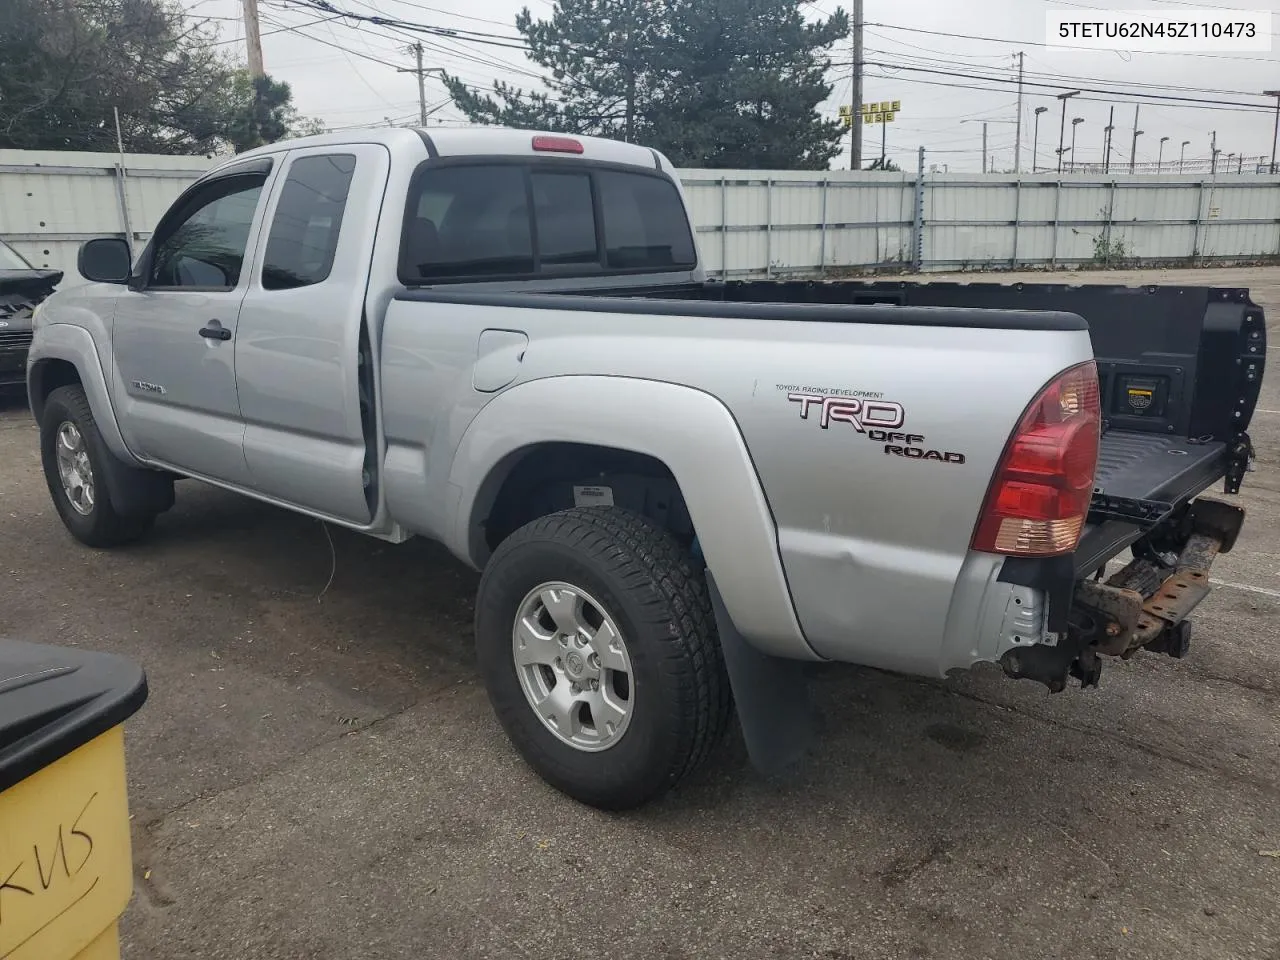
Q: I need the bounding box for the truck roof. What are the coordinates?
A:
[229,126,673,174]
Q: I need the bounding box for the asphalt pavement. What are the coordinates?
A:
[2,265,1278,959]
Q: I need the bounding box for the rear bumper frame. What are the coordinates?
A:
[999,497,1245,692]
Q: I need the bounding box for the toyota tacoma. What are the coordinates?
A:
[25,128,1264,809]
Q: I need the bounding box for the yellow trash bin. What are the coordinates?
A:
[0,640,147,960]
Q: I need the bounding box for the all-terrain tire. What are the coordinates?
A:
[40,385,156,547]
[475,506,732,810]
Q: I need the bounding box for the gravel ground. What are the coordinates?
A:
[2,265,1278,960]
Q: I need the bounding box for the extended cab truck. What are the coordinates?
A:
[26,128,1264,810]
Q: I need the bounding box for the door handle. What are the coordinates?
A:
[198,322,232,341]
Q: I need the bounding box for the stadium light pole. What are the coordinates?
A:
[1266,90,1280,174]
[1056,91,1081,174]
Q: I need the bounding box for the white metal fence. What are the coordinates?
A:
[4,148,1280,284]
[0,150,217,282]
[680,168,1280,277]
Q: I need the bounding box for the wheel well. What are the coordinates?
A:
[29,359,82,423]
[480,443,694,560]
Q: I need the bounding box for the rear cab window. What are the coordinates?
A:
[399,160,695,284]
[261,154,357,290]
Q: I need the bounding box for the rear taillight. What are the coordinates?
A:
[971,361,1101,557]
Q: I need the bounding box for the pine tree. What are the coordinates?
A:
[444,0,849,169]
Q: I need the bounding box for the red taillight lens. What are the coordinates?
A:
[971,361,1101,557]
[532,135,584,154]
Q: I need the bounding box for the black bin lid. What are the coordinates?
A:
[0,639,147,793]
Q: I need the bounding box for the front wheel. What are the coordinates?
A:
[474,507,732,810]
[40,385,155,547]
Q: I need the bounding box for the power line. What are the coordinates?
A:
[255,13,581,108]
[367,0,521,29]
[315,0,545,80]
[851,60,1278,113]
[258,13,401,66]
[265,0,623,104]
[208,10,344,44]
[852,69,1276,116]
[863,47,1274,100]
[863,29,1012,60]
[865,20,1280,64]
[265,0,532,49]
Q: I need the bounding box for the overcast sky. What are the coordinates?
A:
[187,0,1280,172]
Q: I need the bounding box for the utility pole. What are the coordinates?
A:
[1014,52,1024,173]
[1129,104,1142,174]
[1103,105,1114,174]
[851,0,864,170]
[982,122,988,173]
[1056,90,1080,174]
[241,0,265,76]
[398,46,446,127]
[1266,91,1280,174]
[1032,106,1047,173]
[1211,129,1218,174]
[413,43,427,125]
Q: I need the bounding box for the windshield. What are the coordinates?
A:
[0,240,32,270]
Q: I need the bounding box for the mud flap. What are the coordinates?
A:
[706,571,816,776]
[97,454,175,518]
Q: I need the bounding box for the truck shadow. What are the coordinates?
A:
[135,480,1273,831]
[110,480,1280,952]
[0,388,30,413]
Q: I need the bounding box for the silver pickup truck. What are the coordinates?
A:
[26,128,1265,809]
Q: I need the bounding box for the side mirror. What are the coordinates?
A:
[78,238,133,284]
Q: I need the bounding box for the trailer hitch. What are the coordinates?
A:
[1001,497,1245,692]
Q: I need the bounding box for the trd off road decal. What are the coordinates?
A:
[779,384,966,465]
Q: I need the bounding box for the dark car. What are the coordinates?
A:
[0,239,63,391]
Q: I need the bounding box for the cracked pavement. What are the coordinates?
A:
[2,265,1279,959]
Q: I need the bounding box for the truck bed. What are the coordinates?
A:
[407,275,1264,580]
[688,278,1265,575]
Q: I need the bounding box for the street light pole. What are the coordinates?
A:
[1070,117,1083,172]
[1056,90,1081,174]
[1129,104,1142,173]
[1179,140,1190,173]
[1158,136,1169,173]
[1266,90,1280,174]
[1033,106,1047,173]
[1103,105,1114,174]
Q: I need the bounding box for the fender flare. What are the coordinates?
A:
[28,325,172,518]
[28,323,139,465]
[448,375,819,661]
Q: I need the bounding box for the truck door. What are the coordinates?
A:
[110,159,274,485]
[233,143,390,524]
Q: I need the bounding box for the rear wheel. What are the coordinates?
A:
[474,507,732,810]
[40,385,155,547]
